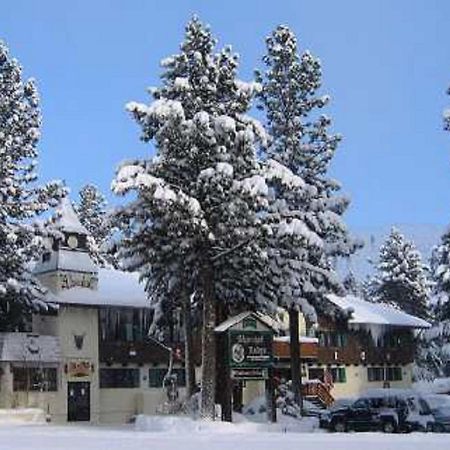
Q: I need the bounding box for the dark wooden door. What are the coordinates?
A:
[67,382,90,422]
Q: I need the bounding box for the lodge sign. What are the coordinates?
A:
[231,368,269,380]
[228,331,272,368]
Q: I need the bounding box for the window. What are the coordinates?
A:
[367,367,384,382]
[148,368,186,388]
[386,367,402,381]
[330,367,346,383]
[308,368,324,382]
[42,252,51,262]
[368,366,403,382]
[13,367,57,392]
[99,368,140,388]
[318,332,348,348]
[308,367,346,383]
[99,308,152,342]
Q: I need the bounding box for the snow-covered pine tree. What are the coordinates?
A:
[444,86,450,132]
[256,25,357,409]
[112,17,269,419]
[415,98,450,377]
[413,231,450,378]
[413,85,450,379]
[430,228,450,321]
[0,41,64,331]
[75,184,116,267]
[368,227,430,319]
[343,270,363,297]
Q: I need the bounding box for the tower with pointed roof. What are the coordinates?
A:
[33,198,99,292]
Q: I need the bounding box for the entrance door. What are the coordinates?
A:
[67,382,90,422]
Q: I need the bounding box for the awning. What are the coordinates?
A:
[0,333,61,363]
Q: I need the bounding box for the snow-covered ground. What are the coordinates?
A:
[0,419,449,450]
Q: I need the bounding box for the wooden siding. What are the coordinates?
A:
[99,339,170,365]
[273,341,318,360]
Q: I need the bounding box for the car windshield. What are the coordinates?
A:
[352,399,369,408]
[418,398,432,415]
[424,394,450,410]
[432,406,450,417]
[330,398,354,411]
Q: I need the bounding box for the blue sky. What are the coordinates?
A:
[2,0,450,228]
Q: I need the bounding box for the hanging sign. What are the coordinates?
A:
[231,368,269,380]
[228,330,272,368]
[67,360,92,378]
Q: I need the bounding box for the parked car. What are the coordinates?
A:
[320,388,434,433]
[423,394,450,432]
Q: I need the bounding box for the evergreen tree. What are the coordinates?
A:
[343,270,363,297]
[76,184,116,267]
[369,227,430,319]
[430,229,450,320]
[0,41,64,331]
[112,17,269,419]
[444,86,450,132]
[412,86,450,380]
[256,25,357,409]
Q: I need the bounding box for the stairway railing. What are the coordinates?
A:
[302,380,334,407]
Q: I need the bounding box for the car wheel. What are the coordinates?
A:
[382,421,396,433]
[333,421,347,433]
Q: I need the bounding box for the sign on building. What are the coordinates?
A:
[228,331,272,369]
[215,312,274,380]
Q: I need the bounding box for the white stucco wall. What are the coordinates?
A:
[305,364,414,400]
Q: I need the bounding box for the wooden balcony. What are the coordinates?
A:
[317,343,416,366]
[273,339,318,361]
[99,339,171,365]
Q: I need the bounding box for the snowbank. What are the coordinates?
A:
[135,415,259,433]
[134,414,319,434]
[0,408,46,425]
[414,377,450,395]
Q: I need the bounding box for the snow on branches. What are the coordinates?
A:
[368,227,430,320]
[0,41,65,331]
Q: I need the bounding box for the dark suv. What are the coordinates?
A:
[320,389,434,433]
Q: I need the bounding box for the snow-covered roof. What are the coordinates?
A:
[274,336,319,344]
[0,333,61,363]
[327,294,430,329]
[55,197,89,235]
[49,268,150,308]
[215,311,277,332]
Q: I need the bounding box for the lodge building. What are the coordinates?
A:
[0,200,430,422]
[272,294,429,407]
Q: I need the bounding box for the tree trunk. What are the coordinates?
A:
[217,333,232,422]
[182,292,196,398]
[289,307,303,413]
[265,367,277,423]
[200,265,217,420]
